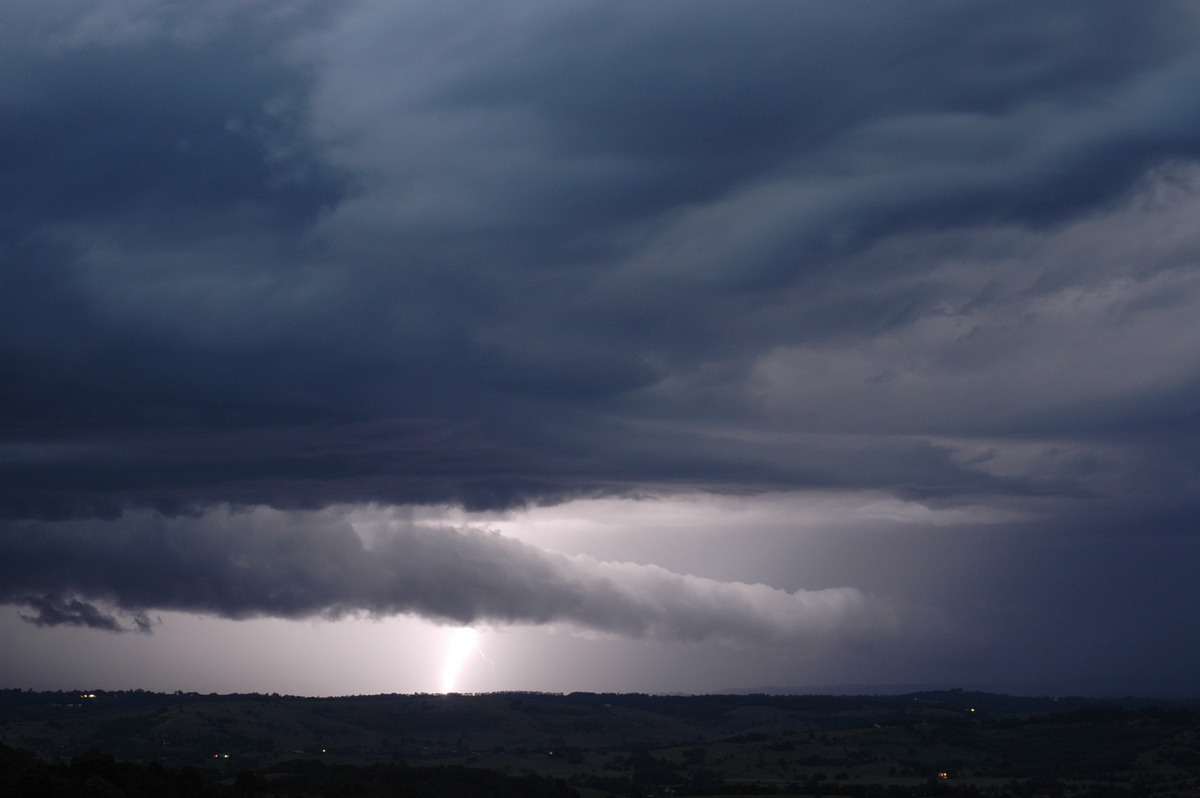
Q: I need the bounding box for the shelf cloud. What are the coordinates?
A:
[2,508,895,645]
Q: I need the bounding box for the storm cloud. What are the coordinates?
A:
[4,0,1200,693]
[4,0,1200,514]
[1,507,892,645]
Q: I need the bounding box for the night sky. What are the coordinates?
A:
[3,0,1200,698]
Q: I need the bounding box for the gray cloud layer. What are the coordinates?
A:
[4,1,1200,518]
[1,508,891,645]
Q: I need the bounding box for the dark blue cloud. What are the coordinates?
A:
[3,0,1200,517]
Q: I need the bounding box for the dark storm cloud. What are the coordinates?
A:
[4,1,1199,515]
[0,2,343,230]
[18,593,145,633]
[3,0,1200,674]
[0,508,894,644]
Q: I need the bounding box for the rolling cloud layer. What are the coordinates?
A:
[4,0,1200,518]
[1,508,890,645]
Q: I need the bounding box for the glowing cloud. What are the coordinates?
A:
[0,506,900,646]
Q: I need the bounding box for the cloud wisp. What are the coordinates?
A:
[1,508,895,645]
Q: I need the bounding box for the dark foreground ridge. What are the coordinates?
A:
[2,689,1200,796]
[0,743,572,798]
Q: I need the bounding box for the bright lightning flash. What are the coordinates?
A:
[440,627,481,693]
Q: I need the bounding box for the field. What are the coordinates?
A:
[2,689,1199,796]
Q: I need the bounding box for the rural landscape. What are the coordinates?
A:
[6,2,1200,795]
[3,688,1199,796]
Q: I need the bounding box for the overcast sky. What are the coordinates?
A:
[3,0,1200,697]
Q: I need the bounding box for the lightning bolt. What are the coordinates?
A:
[473,631,497,688]
[440,627,495,693]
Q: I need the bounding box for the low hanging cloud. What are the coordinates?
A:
[19,593,150,634]
[0,507,896,644]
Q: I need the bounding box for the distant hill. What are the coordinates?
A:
[722,682,1200,698]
